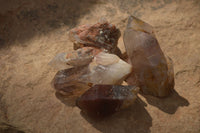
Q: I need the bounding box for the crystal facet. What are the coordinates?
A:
[81,52,132,85]
[123,16,174,97]
[52,66,90,97]
[76,85,139,117]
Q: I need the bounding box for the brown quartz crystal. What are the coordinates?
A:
[52,66,90,97]
[76,85,139,117]
[123,16,174,97]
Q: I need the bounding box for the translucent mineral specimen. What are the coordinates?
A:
[76,85,139,117]
[52,52,132,98]
[68,20,121,56]
[49,47,102,70]
[52,66,90,97]
[81,52,132,85]
[123,16,174,97]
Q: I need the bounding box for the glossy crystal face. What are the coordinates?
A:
[123,16,174,97]
[76,85,139,118]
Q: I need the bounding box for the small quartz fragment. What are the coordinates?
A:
[123,16,174,97]
[81,52,132,85]
[69,20,121,56]
[76,85,139,117]
[49,47,102,70]
[52,66,90,97]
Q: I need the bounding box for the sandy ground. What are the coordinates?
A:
[0,0,200,133]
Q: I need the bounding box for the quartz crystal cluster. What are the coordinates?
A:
[50,16,174,118]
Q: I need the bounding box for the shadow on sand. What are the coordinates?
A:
[80,97,152,133]
[55,91,77,107]
[55,88,189,132]
[0,0,98,48]
[141,89,189,114]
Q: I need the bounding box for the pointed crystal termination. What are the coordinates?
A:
[49,47,102,70]
[68,20,122,57]
[76,85,139,118]
[123,16,174,97]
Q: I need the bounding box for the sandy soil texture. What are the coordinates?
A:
[0,0,200,133]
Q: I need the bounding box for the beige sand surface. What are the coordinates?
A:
[0,0,200,132]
